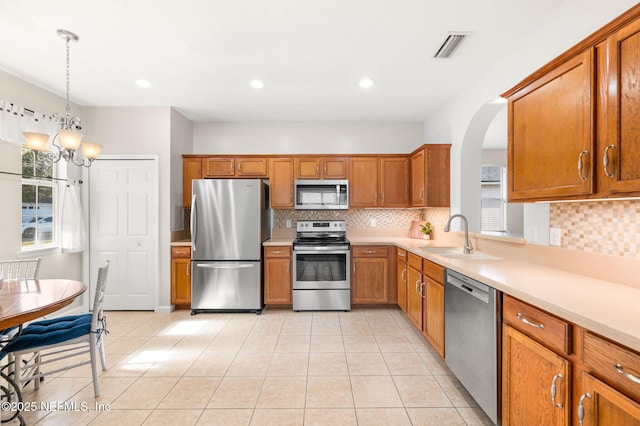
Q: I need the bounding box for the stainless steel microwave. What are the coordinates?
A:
[294,179,349,210]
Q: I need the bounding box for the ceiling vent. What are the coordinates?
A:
[434,32,469,59]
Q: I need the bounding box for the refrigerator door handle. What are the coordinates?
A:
[191,193,197,252]
[195,263,256,269]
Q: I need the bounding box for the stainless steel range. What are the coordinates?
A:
[292,220,350,311]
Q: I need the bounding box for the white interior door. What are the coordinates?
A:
[89,157,158,310]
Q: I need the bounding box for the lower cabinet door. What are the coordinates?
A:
[264,257,292,304]
[502,325,571,426]
[577,373,640,425]
[406,266,423,330]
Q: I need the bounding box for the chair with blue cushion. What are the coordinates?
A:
[1,261,110,397]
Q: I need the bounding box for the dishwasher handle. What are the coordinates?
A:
[446,271,490,304]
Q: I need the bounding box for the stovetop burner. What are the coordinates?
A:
[293,220,349,250]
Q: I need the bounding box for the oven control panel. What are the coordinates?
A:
[296,220,346,232]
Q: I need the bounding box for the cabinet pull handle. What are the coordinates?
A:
[397,252,404,257]
[614,363,640,384]
[272,250,282,254]
[230,161,234,171]
[419,188,424,201]
[415,279,421,294]
[550,373,564,409]
[316,164,320,174]
[381,192,385,203]
[419,282,426,298]
[363,250,376,254]
[324,165,327,175]
[578,393,592,426]
[186,262,190,276]
[603,144,616,178]
[238,161,241,172]
[516,313,545,329]
[401,268,406,282]
[578,150,589,181]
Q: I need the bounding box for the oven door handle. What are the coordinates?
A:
[293,249,350,255]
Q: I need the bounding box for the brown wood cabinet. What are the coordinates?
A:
[503,324,571,426]
[410,145,451,207]
[351,246,390,304]
[577,373,640,425]
[396,248,408,313]
[406,253,423,330]
[502,294,640,425]
[380,157,409,207]
[421,258,445,357]
[349,156,410,208]
[503,5,640,201]
[203,156,268,178]
[294,157,347,179]
[270,158,295,208]
[349,157,379,207]
[506,50,595,201]
[598,18,640,197]
[171,246,191,307]
[182,158,202,207]
[264,246,292,306]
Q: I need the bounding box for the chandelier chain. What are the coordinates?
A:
[65,35,71,116]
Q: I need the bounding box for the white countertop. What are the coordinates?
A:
[175,233,638,352]
[262,234,640,353]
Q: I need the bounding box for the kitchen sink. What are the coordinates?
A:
[418,246,501,260]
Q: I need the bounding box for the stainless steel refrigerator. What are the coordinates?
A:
[190,179,270,314]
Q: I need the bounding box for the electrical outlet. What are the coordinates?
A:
[370,218,376,227]
[286,219,292,228]
[549,227,561,246]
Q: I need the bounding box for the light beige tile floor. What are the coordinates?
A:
[7,308,494,425]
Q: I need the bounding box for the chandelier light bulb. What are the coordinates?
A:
[23,132,50,151]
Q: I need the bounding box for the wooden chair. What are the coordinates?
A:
[1,261,110,397]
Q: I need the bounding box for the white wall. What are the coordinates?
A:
[422,0,639,233]
[82,106,173,310]
[170,109,193,230]
[0,70,83,280]
[193,122,423,154]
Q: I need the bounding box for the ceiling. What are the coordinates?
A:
[0,0,607,123]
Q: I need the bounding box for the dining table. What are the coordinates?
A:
[0,278,86,425]
[0,278,87,330]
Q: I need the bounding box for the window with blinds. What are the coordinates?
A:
[481,166,507,232]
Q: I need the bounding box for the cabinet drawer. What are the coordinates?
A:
[408,252,422,270]
[422,258,444,283]
[265,246,291,258]
[503,295,571,355]
[171,246,191,258]
[396,248,407,262]
[352,246,389,257]
[584,331,640,402]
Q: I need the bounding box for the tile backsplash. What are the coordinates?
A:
[274,208,450,232]
[550,199,639,258]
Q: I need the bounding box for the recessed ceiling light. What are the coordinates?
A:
[358,77,375,89]
[249,79,265,89]
[135,79,152,88]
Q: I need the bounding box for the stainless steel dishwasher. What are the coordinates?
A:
[445,269,501,425]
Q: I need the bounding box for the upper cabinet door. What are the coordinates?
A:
[322,158,348,178]
[270,158,295,208]
[236,157,268,177]
[380,157,409,207]
[295,157,348,179]
[411,149,425,207]
[203,157,235,177]
[349,157,379,207]
[507,49,595,201]
[601,19,640,195]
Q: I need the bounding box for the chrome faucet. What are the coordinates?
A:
[444,214,473,254]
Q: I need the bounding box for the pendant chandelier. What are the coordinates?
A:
[22,29,101,168]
